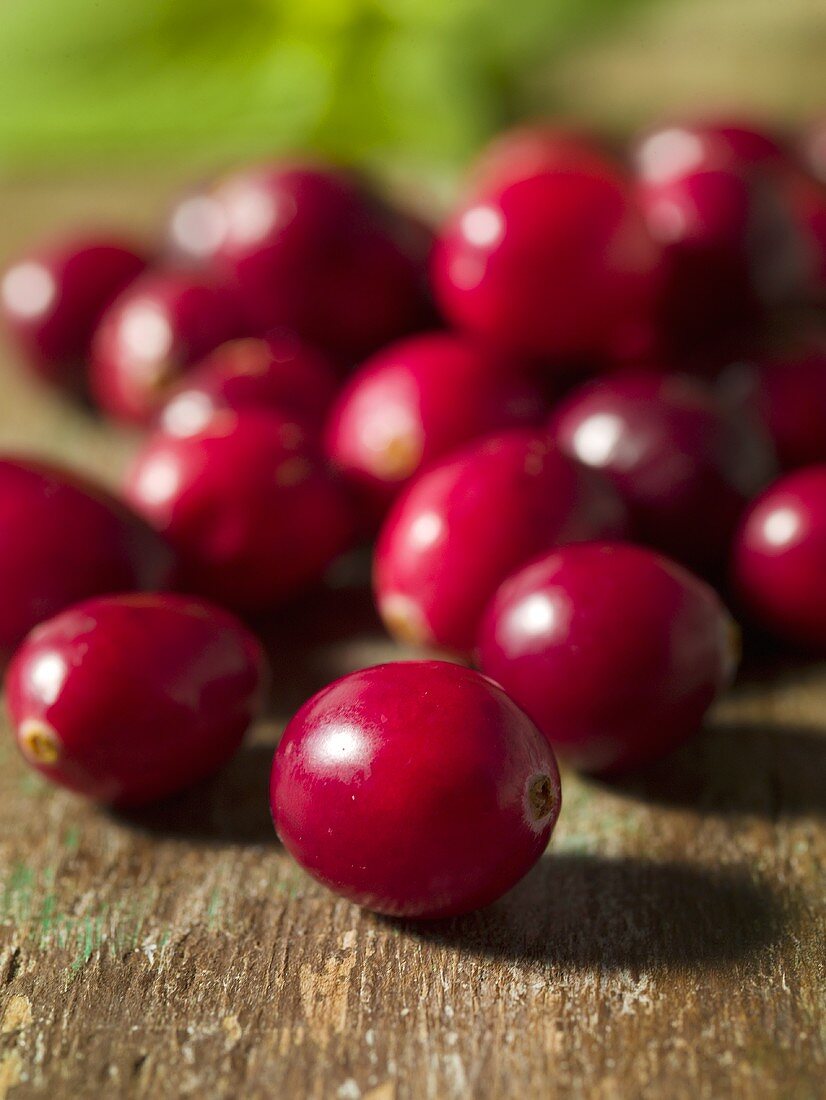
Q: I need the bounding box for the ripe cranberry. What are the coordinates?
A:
[125,408,355,613]
[732,466,826,649]
[90,271,241,423]
[0,238,146,386]
[325,331,545,519]
[374,429,627,653]
[478,542,737,774]
[548,370,775,573]
[5,593,266,806]
[431,164,661,363]
[720,341,826,470]
[170,163,432,360]
[270,660,561,917]
[159,334,339,438]
[469,124,621,192]
[0,458,175,664]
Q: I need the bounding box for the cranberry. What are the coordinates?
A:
[171,163,432,360]
[720,341,826,470]
[159,334,339,438]
[270,660,561,917]
[548,370,775,573]
[431,164,661,363]
[325,331,545,519]
[0,458,175,664]
[1,238,146,387]
[478,542,737,774]
[469,124,621,192]
[732,466,826,649]
[5,593,266,806]
[125,408,355,613]
[374,429,627,653]
[90,271,241,423]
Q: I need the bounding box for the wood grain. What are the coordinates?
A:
[0,176,824,1100]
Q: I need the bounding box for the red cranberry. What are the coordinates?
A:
[720,341,826,470]
[732,466,826,649]
[0,458,175,664]
[5,593,266,806]
[270,660,561,917]
[159,334,339,438]
[171,163,432,360]
[125,408,355,613]
[90,271,241,424]
[548,370,775,573]
[469,125,621,192]
[431,164,661,363]
[1,238,146,386]
[374,429,627,653]
[325,331,545,519]
[478,542,737,774]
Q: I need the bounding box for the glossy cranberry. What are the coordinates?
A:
[0,458,175,664]
[90,271,242,423]
[478,542,737,774]
[732,466,826,649]
[720,341,826,470]
[159,334,339,438]
[549,370,775,573]
[270,660,561,917]
[171,163,432,360]
[1,238,146,386]
[431,164,661,363]
[374,429,627,653]
[325,331,545,519]
[125,408,355,613]
[5,593,265,806]
[469,125,621,192]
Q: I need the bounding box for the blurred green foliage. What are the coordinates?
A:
[0,0,648,173]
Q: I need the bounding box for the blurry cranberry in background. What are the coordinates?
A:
[718,337,826,471]
[468,124,622,192]
[548,369,776,574]
[167,163,433,362]
[633,123,810,365]
[432,162,661,364]
[159,334,339,438]
[803,119,826,185]
[324,331,545,522]
[0,238,147,388]
[125,408,355,614]
[90,271,242,424]
[733,466,826,650]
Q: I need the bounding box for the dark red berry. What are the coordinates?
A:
[478,542,737,774]
[374,429,627,653]
[270,660,561,918]
[90,271,241,423]
[5,593,266,806]
[548,370,775,573]
[173,163,432,360]
[159,334,339,438]
[325,331,545,519]
[0,238,146,386]
[733,466,826,650]
[720,340,826,470]
[431,163,661,363]
[125,408,355,613]
[0,458,175,664]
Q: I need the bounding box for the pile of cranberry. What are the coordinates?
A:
[2,118,826,920]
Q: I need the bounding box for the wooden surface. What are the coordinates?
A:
[0,176,824,1100]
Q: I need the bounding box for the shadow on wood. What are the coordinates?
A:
[595,720,826,817]
[398,855,785,970]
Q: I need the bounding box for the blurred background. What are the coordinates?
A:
[0,0,823,185]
